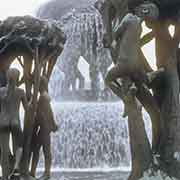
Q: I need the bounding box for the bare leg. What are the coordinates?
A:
[105,63,129,97]
[0,131,10,180]
[43,134,51,178]
[11,126,23,172]
[30,144,41,177]
[105,64,138,117]
[13,148,23,172]
[37,130,51,180]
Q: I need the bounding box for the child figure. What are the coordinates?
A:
[30,76,58,180]
[0,68,28,180]
[105,2,159,96]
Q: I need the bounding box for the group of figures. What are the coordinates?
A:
[96,0,180,179]
[38,2,113,101]
[104,2,159,102]
[1,0,180,179]
[0,68,58,180]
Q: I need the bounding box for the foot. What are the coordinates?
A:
[38,174,50,180]
[9,169,21,180]
[20,174,36,180]
[29,172,35,178]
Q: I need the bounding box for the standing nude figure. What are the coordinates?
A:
[105,2,159,95]
[0,68,28,180]
[30,76,58,180]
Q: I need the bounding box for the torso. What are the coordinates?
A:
[36,92,51,124]
[0,87,24,128]
[115,13,142,65]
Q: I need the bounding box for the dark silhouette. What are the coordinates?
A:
[30,76,58,180]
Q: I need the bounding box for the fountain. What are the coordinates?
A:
[36,101,151,170]
[38,0,112,101]
[36,1,152,179]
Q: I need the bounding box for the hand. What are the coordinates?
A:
[52,124,58,132]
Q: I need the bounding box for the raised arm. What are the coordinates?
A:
[113,14,129,41]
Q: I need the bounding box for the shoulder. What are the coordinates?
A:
[122,13,139,23]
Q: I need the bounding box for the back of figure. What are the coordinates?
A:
[115,13,142,63]
[0,88,23,128]
[36,92,53,132]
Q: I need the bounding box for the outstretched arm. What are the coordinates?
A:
[113,19,128,41]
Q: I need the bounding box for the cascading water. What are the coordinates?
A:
[51,102,130,168]
[37,101,152,169]
[47,5,112,101]
[37,0,152,172]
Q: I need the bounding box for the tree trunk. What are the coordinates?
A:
[126,96,152,180]
[153,21,180,178]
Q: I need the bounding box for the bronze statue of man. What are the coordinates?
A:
[0,68,28,180]
[30,76,58,180]
[105,2,159,96]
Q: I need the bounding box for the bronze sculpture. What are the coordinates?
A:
[0,68,28,180]
[0,15,66,180]
[105,2,159,93]
[30,76,58,180]
[95,0,180,179]
[97,0,162,155]
[38,1,112,101]
[100,1,162,179]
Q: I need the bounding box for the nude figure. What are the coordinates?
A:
[30,76,58,180]
[0,68,28,180]
[105,2,159,96]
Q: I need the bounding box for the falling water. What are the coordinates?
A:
[48,5,112,100]
[37,0,152,171]
[37,101,151,169]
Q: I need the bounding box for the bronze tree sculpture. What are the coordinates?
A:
[0,15,66,180]
[0,68,28,180]
[96,0,180,179]
[30,76,58,180]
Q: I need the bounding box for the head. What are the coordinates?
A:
[7,68,20,85]
[39,76,48,93]
[134,1,159,21]
[94,0,105,14]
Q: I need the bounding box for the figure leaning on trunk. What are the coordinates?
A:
[0,68,28,180]
[105,2,159,97]
[30,76,58,180]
